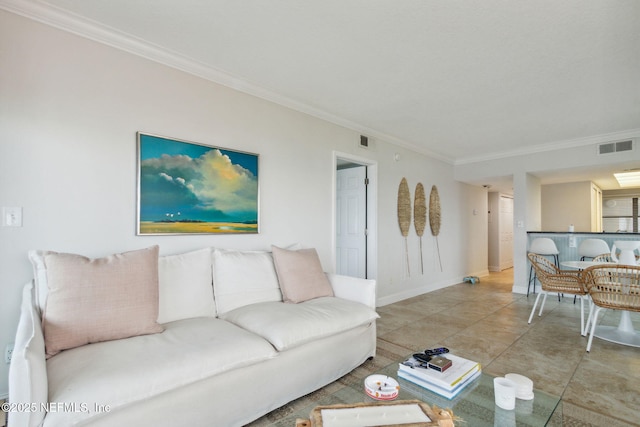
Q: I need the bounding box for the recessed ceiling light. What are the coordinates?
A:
[614,171,640,188]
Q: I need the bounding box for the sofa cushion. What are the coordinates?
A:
[212,248,283,315]
[272,246,334,303]
[158,248,216,323]
[39,246,164,358]
[45,317,277,426]
[221,296,380,351]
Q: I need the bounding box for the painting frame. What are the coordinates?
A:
[136,132,260,235]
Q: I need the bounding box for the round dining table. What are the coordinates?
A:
[561,260,640,348]
[560,260,616,270]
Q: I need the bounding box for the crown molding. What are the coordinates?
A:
[1,0,453,164]
[8,0,629,167]
[454,129,640,166]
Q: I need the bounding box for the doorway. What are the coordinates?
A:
[333,152,377,280]
[488,192,514,272]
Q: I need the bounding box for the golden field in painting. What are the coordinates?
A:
[139,222,258,234]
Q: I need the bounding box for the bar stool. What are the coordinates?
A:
[578,239,610,260]
[527,238,559,296]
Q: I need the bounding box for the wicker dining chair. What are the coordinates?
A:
[527,253,589,335]
[582,264,640,352]
[592,253,615,263]
[527,238,560,295]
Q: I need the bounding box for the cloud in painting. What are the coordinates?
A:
[194,150,258,213]
[140,150,257,222]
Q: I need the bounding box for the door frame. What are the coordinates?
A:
[332,151,378,280]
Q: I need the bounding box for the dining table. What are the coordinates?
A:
[559,260,616,270]
[561,260,640,348]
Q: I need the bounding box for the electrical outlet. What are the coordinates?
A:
[5,344,14,364]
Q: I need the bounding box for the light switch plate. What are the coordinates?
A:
[2,207,22,227]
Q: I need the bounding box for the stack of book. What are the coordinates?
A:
[397,354,481,399]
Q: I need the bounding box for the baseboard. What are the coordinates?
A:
[468,269,490,278]
[489,265,514,273]
[376,269,510,306]
[512,284,528,294]
[376,277,466,307]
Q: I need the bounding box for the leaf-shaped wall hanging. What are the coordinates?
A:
[414,183,427,274]
[429,185,443,271]
[397,177,411,276]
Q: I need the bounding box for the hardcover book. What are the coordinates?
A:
[398,353,481,393]
[398,368,482,400]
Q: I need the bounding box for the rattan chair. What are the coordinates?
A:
[527,238,560,295]
[527,253,589,335]
[582,264,640,352]
[592,253,614,263]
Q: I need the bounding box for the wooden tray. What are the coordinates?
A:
[307,399,454,427]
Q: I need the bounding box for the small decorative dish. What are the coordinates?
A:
[364,374,400,400]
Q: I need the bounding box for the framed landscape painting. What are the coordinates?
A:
[137,132,259,235]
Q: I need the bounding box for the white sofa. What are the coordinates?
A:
[9,245,378,427]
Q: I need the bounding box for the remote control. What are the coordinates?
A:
[412,353,432,364]
[423,347,449,357]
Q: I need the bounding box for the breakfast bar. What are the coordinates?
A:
[527,231,640,264]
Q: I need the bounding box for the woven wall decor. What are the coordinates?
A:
[397,177,411,276]
[414,183,427,274]
[429,185,443,271]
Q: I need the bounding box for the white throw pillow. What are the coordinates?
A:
[212,248,283,315]
[158,248,216,323]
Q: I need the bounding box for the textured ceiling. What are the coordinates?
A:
[5,1,640,172]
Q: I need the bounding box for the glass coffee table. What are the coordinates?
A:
[254,357,562,427]
[376,362,562,426]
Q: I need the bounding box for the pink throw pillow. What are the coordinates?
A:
[41,246,164,358]
[271,246,334,303]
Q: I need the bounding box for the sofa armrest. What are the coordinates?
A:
[326,273,376,309]
[9,282,48,427]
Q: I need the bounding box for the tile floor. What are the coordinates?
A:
[251,269,640,426]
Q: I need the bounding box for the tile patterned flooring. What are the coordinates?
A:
[250,269,640,426]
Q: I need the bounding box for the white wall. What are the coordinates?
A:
[541,182,592,232]
[509,173,542,294]
[0,11,488,397]
[488,193,499,270]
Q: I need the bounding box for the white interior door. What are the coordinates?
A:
[336,166,367,278]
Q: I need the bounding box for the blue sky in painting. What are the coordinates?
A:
[138,134,258,223]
